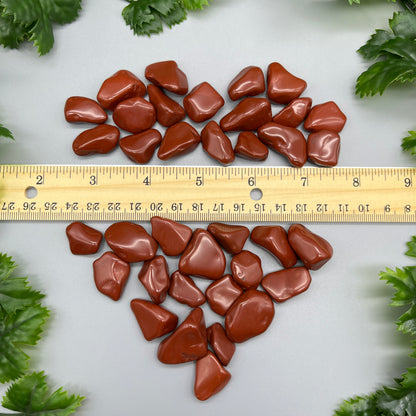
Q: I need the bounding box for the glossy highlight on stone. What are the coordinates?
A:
[307,130,340,166]
[93,251,130,301]
[303,101,346,133]
[272,97,312,127]
[228,66,265,101]
[145,61,188,95]
[207,223,249,254]
[97,69,146,111]
[104,222,158,263]
[183,82,224,123]
[250,225,298,268]
[179,229,226,279]
[225,289,275,343]
[220,97,272,132]
[147,84,186,127]
[64,96,107,124]
[205,275,243,316]
[150,216,193,256]
[72,124,120,156]
[130,298,178,341]
[138,255,170,304]
[207,323,235,366]
[66,222,102,255]
[257,122,307,167]
[157,121,200,160]
[169,271,206,307]
[262,267,312,302]
[288,224,333,270]
[113,97,156,134]
[267,62,307,104]
[194,351,231,401]
[157,307,207,364]
[230,250,263,290]
[201,121,235,165]
[234,131,269,161]
[119,129,162,164]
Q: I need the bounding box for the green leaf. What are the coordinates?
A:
[377,383,416,416]
[389,10,416,39]
[380,266,416,307]
[334,393,378,416]
[401,367,416,389]
[0,9,27,50]
[406,236,416,257]
[357,29,394,60]
[1,371,83,415]
[0,303,49,382]
[0,123,14,140]
[181,0,209,10]
[402,131,416,156]
[162,3,187,27]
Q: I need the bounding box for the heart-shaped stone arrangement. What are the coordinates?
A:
[65,61,346,167]
[66,218,333,400]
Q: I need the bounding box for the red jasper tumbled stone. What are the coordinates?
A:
[207,323,236,366]
[225,289,275,343]
[267,62,307,104]
[303,101,346,133]
[93,251,130,301]
[157,307,208,364]
[130,298,178,341]
[138,255,170,304]
[104,222,158,263]
[72,124,119,156]
[230,250,263,290]
[64,96,107,124]
[66,222,102,255]
[287,224,333,270]
[207,223,249,254]
[307,130,341,167]
[228,65,265,101]
[272,97,312,127]
[262,266,312,303]
[113,97,156,134]
[234,131,269,161]
[183,82,225,123]
[157,121,200,160]
[168,270,206,307]
[97,69,146,111]
[201,121,235,165]
[119,129,162,164]
[194,351,231,401]
[145,60,188,95]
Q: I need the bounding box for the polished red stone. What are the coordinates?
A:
[104,222,158,263]
[179,229,226,279]
[145,61,188,95]
[225,289,275,343]
[93,251,130,301]
[205,274,243,316]
[250,225,298,269]
[262,267,312,302]
[194,351,231,401]
[150,216,193,256]
[220,97,272,132]
[207,323,235,366]
[138,255,170,304]
[183,82,224,123]
[267,62,307,104]
[234,131,269,161]
[272,97,312,127]
[97,69,146,111]
[228,66,265,101]
[288,224,333,270]
[157,307,208,364]
[303,101,347,133]
[72,124,119,156]
[230,250,263,290]
[66,222,102,255]
[112,97,156,134]
[257,122,307,167]
[307,130,340,166]
[207,223,249,254]
[147,84,186,127]
[201,121,235,165]
[168,271,206,307]
[119,129,162,164]
[130,298,178,341]
[157,121,200,160]
[64,96,107,124]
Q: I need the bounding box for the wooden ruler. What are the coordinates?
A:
[0,165,414,223]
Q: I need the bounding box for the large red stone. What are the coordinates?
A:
[230,250,263,290]
[64,96,107,124]
[228,66,265,101]
[303,101,346,132]
[119,129,162,164]
[72,124,119,156]
[138,255,170,304]
[168,271,206,308]
[145,61,188,95]
[205,275,243,316]
[201,121,235,165]
[207,223,249,254]
[272,97,312,127]
[66,222,102,255]
[207,323,235,366]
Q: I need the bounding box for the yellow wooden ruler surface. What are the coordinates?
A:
[0,165,415,222]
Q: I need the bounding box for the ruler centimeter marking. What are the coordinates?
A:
[0,165,414,223]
